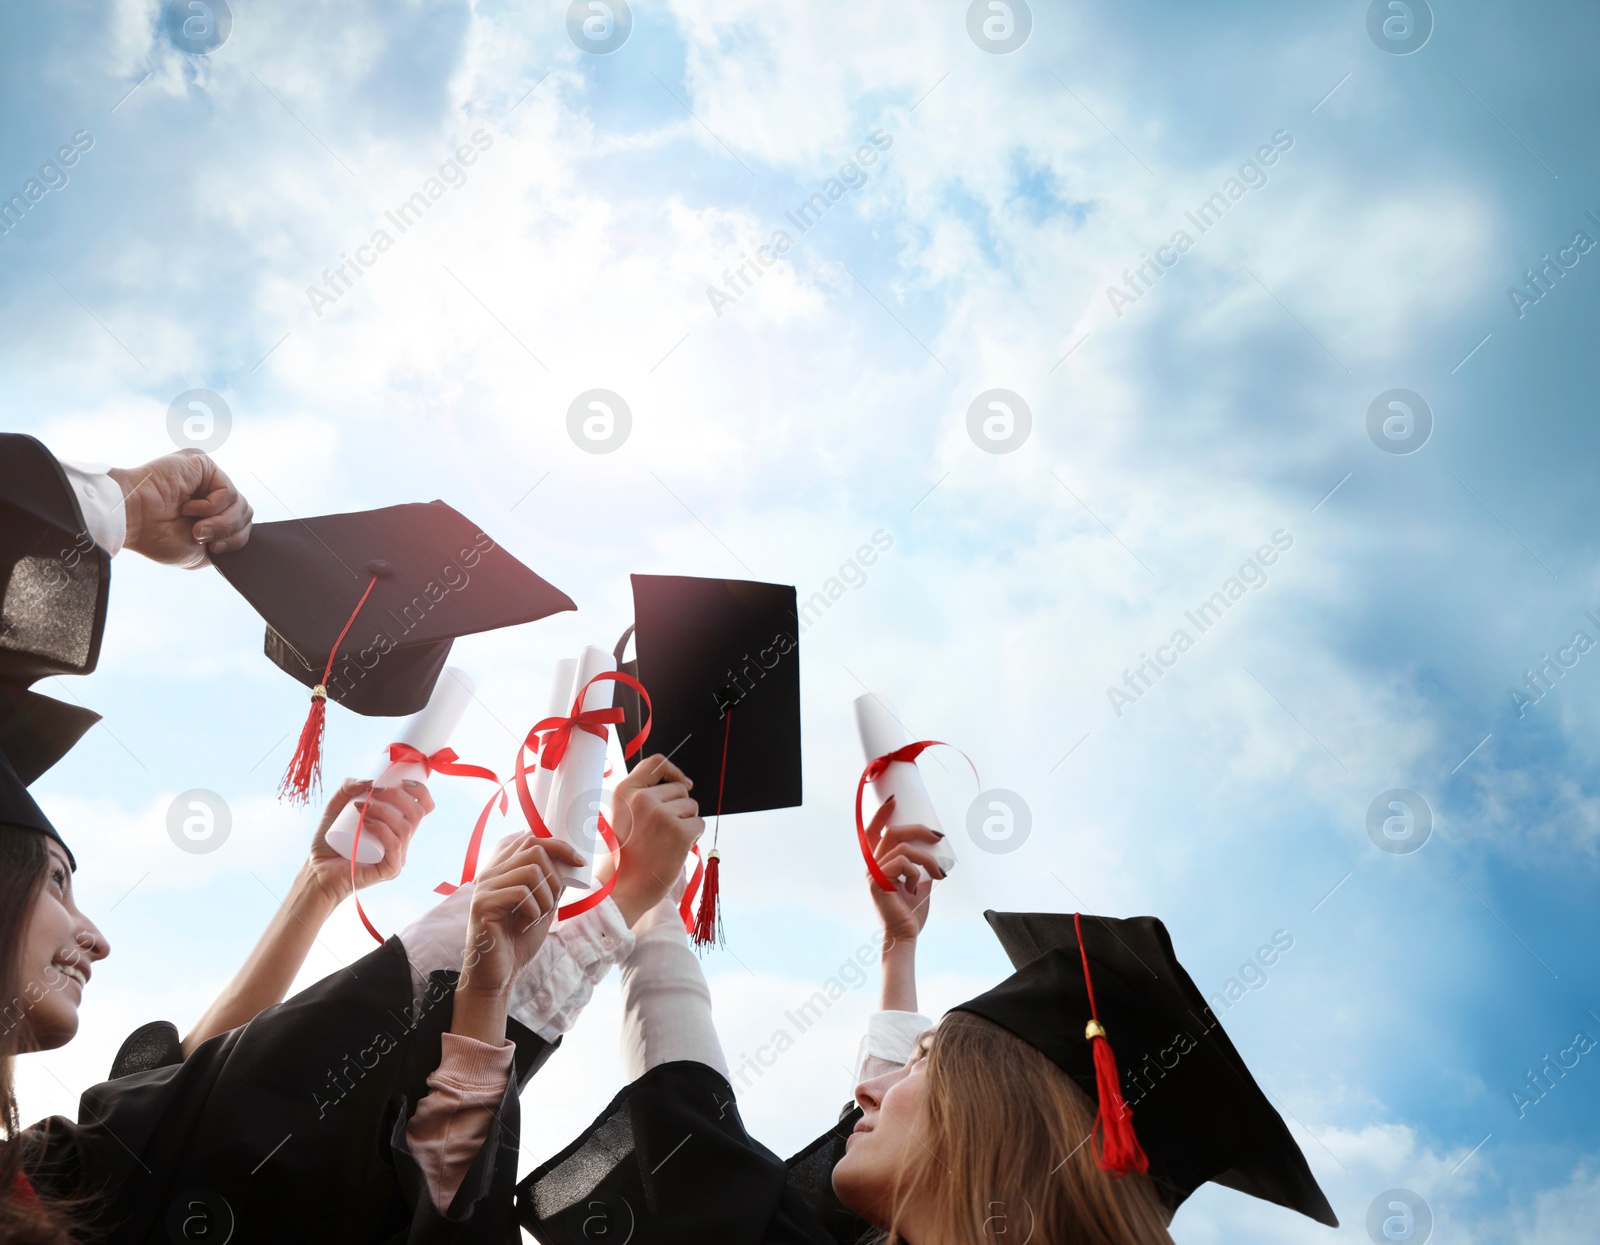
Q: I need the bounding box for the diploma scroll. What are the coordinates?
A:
[326,668,476,864]
[544,645,616,890]
[853,692,957,878]
[529,657,578,823]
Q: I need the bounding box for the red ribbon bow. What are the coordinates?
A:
[388,743,499,784]
[527,706,626,773]
[348,745,504,944]
[855,741,979,892]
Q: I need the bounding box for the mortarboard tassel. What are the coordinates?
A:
[278,571,381,806]
[691,707,733,948]
[278,685,328,806]
[1074,911,1150,1177]
[692,848,721,946]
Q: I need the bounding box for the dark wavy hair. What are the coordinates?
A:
[0,827,78,1244]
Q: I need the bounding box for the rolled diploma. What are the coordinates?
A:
[544,645,616,890]
[326,668,476,864]
[529,657,579,823]
[853,692,956,877]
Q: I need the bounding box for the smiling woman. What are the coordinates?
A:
[0,829,108,1245]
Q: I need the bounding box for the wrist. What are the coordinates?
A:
[105,467,142,547]
[455,969,511,1001]
[880,938,917,1012]
[451,981,510,1044]
[611,879,654,929]
[288,866,342,923]
[301,858,352,905]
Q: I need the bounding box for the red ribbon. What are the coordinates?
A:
[388,743,499,784]
[854,741,979,892]
[679,842,705,934]
[348,745,504,944]
[434,670,653,925]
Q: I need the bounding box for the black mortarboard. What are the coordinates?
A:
[952,910,1338,1228]
[212,501,575,800]
[611,575,802,947]
[0,684,102,787]
[612,574,802,815]
[0,731,77,869]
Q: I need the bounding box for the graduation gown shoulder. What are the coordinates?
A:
[0,433,111,785]
[517,1061,877,1245]
[22,936,559,1245]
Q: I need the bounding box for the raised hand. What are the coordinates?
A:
[865,796,943,947]
[457,834,587,1001]
[109,448,254,565]
[304,778,435,903]
[602,754,705,926]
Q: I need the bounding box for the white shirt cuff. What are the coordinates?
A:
[507,897,634,1042]
[852,1009,933,1087]
[61,461,126,556]
[866,1009,933,1064]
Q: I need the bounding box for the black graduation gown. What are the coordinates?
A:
[517,1060,877,1245]
[0,433,110,787]
[23,937,559,1244]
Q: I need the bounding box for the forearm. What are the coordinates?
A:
[182,867,339,1055]
[451,919,513,1043]
[619,896,728,1081]
[880,936,917,1013]
[450,985,510,1044]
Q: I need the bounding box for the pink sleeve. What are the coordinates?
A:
[404,1031,515,1210]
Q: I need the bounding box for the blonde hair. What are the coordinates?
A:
[875,1010,1174,1245]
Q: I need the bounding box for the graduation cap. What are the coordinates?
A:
[611,574,802,945]
[0,681,88,874]
[0,750,75,868]
[951,910,1338,1227]
[212,501,576,804]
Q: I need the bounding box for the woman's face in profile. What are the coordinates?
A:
[831,1029,935,1222]
[17,843,109,1051]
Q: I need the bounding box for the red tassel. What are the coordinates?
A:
[278,686,328,806]
[1087,1021,1149,1176]
[276,573,381,808]
[692,848,722,947]
[1074,912,1149,1177]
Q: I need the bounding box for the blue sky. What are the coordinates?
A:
[6,1,1600,1240]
